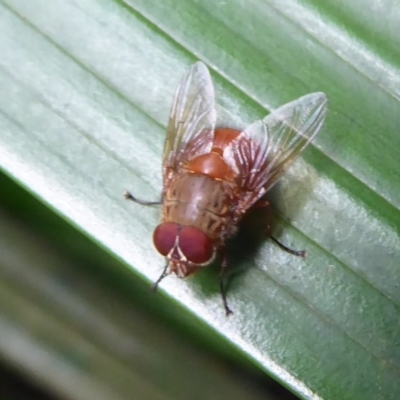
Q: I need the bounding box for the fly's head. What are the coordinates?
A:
[153,222,216,277]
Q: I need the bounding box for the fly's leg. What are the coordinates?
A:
[124,191,162,206]
[255,200,306,258]
[219,250,233,316]
[124,191,166,290]
[270,236,306,258]
[151,263,169,292]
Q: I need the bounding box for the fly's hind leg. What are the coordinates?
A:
[124,191,162,206]
[255,200,306,258]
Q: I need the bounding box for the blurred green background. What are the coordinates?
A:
[0,1,399,399]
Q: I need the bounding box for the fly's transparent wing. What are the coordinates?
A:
[163,62,216,175]
[224,92,327,207]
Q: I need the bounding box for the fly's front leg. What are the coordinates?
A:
[151,263,169,291]
[255,200,306,258]
[218,248,233,316]
[124,191,162,206]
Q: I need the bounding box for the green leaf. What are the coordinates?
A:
[1,1,399,399]
[0,172,281,400]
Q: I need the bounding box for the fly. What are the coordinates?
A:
[125,62,328,315]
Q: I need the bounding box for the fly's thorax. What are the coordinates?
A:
[162,172,234,241]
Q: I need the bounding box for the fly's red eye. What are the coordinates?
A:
[179,226,215,265]
[153,222,179,256]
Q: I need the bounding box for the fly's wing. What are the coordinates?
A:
[163,62,216,179]
[224,92,327,208]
